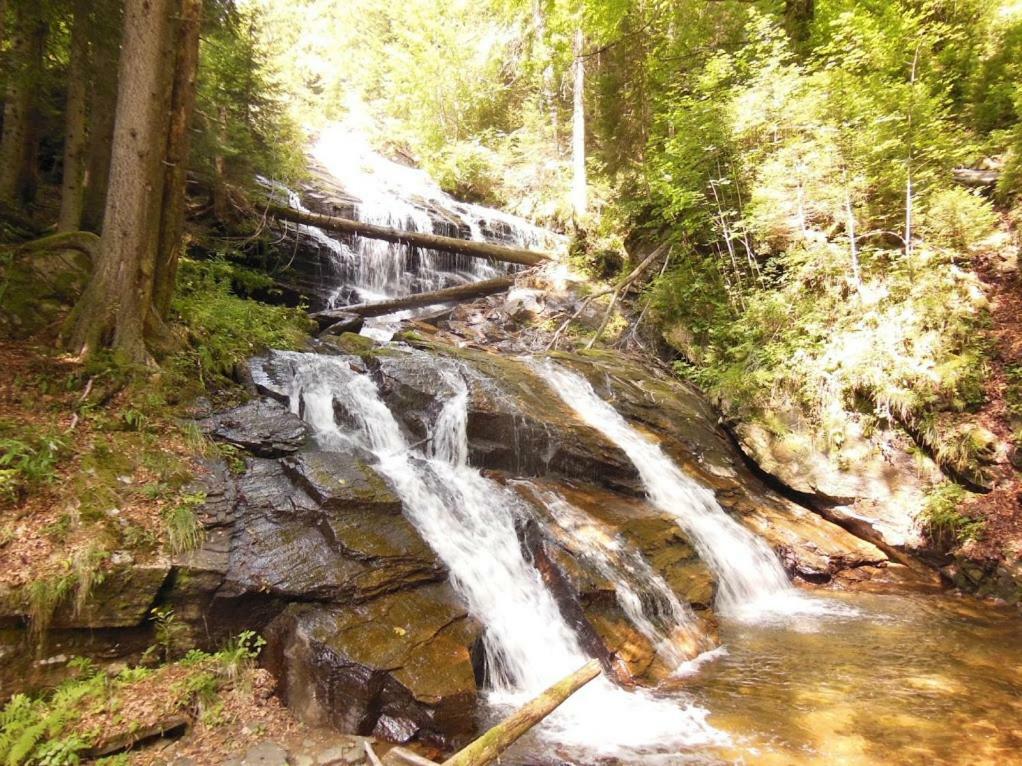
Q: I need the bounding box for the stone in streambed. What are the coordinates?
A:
[263,584,481,749]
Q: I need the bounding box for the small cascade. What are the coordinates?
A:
[520,485,710,667]
[534,360,797,619]
[282,352,724,756]
[265,124,562,310]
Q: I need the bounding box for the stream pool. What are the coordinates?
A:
[506,589,1022,765]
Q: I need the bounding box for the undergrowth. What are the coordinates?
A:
[919,482,985,549]
[0,632,265,766]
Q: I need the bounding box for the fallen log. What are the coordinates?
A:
[265,202,552,267]
[953,167,1000,188]
[441,659,602,766]
[311,276,516,327]
[82,713,190,758]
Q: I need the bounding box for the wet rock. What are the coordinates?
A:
[0,559,171,630]
[200,398,308,457]
[513,479,718,682]
[219,459,443,605]
[321,313,366,336]
[263,584,481,749]
[370,345,642,493]
[282,451,401,513]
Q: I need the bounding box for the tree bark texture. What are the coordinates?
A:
[311,276,517,326]
[63,0,176,362]
[81,0,124,233]
[0,7,46,205]
[153,0,204,318]
[571,27,587,221]
[58,0,91,231]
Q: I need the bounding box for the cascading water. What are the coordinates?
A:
[282,351,725,756]
[519,485,711,667]
[267,123,563,311]
[534,360,802,619]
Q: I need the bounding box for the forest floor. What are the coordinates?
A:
[958,238,1022,564]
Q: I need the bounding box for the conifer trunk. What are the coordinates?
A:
[0,8,46,205]
[154,0,203,318]
[81,0,123,233]
[571,27,587,221]
[58,0,91,232]
[63,0,177,362]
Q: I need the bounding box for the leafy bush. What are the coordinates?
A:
[920,482,984,548]
[0,424,67,501]
[921,188,998,252]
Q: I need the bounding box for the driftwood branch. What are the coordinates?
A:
[265,203,552,267]
[441,659,602,766]
[82,713,190,758]
[585,243,670,350]
[311,276,517,327]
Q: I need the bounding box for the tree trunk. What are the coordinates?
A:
[571,27,587,222]
[0,8,46,205]
[311,276,517,327]
[63,0,176,363]
[441,659,601,766]
[783,0,814,47]
[211,105,230,221]
[81,0,123,234]
[58,0,91,232]
[267,204,552,266]
[153,0,203,318]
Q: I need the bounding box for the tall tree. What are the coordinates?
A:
[571,26,586,221]
[58,0,91,231]
[0,5,46,205]
[80,0,124,233]
[63,0,177,362]
[153,0,203,318]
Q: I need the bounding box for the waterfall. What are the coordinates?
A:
[301,124,560,306]
[282,352,725,756]
[520,485,711,667]
[534,360,804,619]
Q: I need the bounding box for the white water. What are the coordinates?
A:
[521,485,711,668]
[283,352,725,756]
[264,123,562,310]
[534,360,811,620]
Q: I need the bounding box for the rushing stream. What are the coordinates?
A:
[252,145,1022,764]
[285,352,724,756]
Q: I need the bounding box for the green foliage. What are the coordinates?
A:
[168,257,311,392]
[920,482,984,548]
[193,4,305,188]
[0,423,67,501]
[162,492,206,555]
[0,629,267,765]
[921,189,998,252]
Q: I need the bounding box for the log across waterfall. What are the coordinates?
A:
[310,276,516,327]
[265,202,552,267]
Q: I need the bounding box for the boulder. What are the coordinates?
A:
[219,459,443,605]
[200,398,309,457]
[263,584,481,749]
[369,345,643,493]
